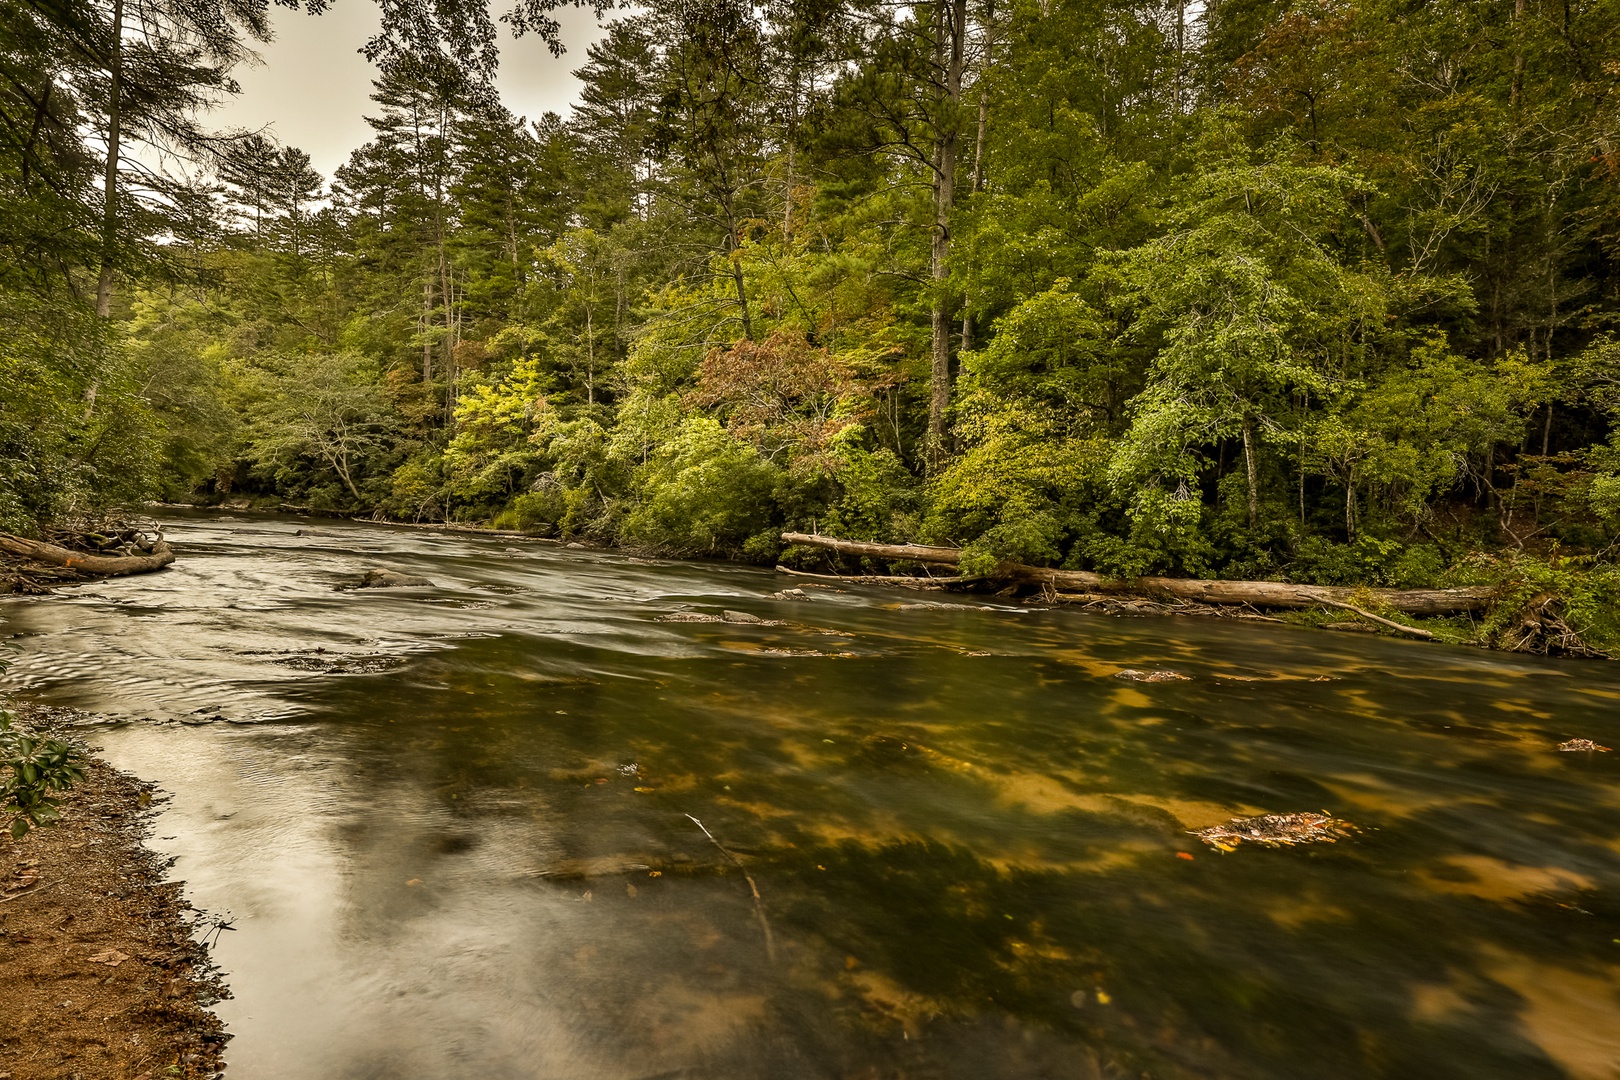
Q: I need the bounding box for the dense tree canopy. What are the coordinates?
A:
[6,0,1620,625]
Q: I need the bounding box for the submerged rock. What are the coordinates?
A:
[1557,738,1612,752]
[356,569,434,589]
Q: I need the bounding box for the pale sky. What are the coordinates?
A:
[211,1,609,178]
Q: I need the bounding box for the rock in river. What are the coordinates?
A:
[357,569,435,589]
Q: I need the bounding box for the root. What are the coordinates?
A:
[1499,593,1609,658]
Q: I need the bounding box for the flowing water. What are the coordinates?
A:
[4,511,1620,1079]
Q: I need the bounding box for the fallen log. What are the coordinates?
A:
[779,532,1497,615]
[0,533,175,577]
[774,565,967,588]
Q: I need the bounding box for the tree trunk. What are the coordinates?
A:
[0,534,173,577]
[334,458,363,501]
[1241,412,1259,528]
[783,62,799,237]
[1510,0,1526,109]
[926,0,967,472]
[1174,0,1186,114]
[94,0,124,319]
[1345,465,1357,537]
[958,7,994,356]
[422,278,434,383]
[723,191,754,340]
[778,532,1498,614]
[731,252,753,340]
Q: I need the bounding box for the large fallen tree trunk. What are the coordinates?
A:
[0,533,175,577]
[780,532,1497,615]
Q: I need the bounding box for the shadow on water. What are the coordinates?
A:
[3,511,1620,1079]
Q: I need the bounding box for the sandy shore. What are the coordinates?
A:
[0,702,228,1080]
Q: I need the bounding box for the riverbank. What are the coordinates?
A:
[0,702,227,1080]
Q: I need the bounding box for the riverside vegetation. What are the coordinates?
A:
[4,0,1620,649]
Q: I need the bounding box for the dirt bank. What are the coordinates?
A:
[0,703,227,1080]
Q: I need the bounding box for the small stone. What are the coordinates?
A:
[355,569,434,589]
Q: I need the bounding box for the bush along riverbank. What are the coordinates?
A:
[0,701,228,1080]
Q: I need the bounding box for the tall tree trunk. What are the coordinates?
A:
[335,457,362,501]
[422,278,434,383]
[1241,411,1259,528]
[1510,0,1526,108]
[434,154,453,388]
[95,0,124,319]
[1174,0,1186,115]
[1345,466,1356,538]
[959,5,994,356]
[724,191,753,340]
[1298,392,1308,526]
[927,0,967,472]
[783,62,799,237]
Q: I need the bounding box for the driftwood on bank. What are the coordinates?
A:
[780,532,1497,616]
[0,533,175,577]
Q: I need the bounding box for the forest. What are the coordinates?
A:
[5,0,1620,639]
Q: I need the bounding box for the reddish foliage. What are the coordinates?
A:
[691,329,859,463]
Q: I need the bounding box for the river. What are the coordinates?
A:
[3,511,1619,1079]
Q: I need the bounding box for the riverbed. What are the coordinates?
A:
[3,511,1619,1079]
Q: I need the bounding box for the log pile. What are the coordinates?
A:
[779,532,1497,616]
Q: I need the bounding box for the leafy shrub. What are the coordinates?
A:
[619,417,781,556]
[1288,535,1403,586]
[927,415,1116,577]
[1,711,85,839]
[817,436,919,542]
[1450,553,1620,655]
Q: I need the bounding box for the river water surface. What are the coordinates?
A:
[4,512,1620,1079]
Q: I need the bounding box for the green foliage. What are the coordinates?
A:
[0,714,85,840]
[816,435,919,543]
[1452,554,1620,657]
[0,293,160,532]
[245,352,401,505]
[620,417,781,557]
[1287,536,1447,591]
[0,643,86,840]
[928,413,1116,578]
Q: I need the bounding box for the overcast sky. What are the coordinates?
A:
[210,1,609,178]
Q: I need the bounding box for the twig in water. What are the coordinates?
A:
[685,813,777,963]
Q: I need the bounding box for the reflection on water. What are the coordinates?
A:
[5,512,1620,1079]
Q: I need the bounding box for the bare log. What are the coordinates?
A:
[780,532,1497,615]
[774,565,965,589]
[781,533,962,564]
[0,533,175,577]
